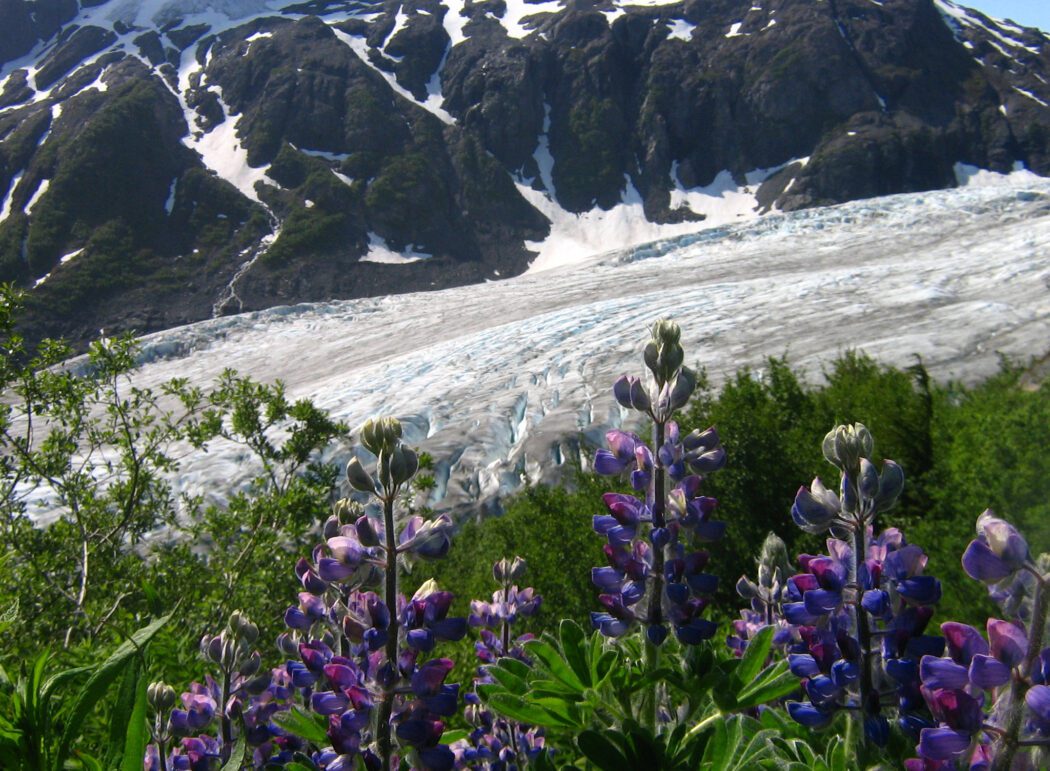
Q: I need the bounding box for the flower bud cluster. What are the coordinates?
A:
[729,533,795,655]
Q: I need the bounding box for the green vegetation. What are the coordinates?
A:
[0,287,1046,765]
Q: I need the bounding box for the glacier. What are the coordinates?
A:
[19,174,1050,525]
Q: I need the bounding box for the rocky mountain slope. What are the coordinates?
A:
[0,0,1048,347]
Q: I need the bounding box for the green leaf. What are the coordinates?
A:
[494,656,531,681]
[558,620,591,688]
[119,668,148,771]
[53,614,170,771]
[735,626,774,686]
[485,663,527,693]
[441,729,468,744]
[107,657,141,764]
[826,736,848,771]
[577,729,632,771]
[734,661,798,709]
[523,639,586,693]
[271,707,329,746]
[485,693,576,728]
[220,729,249,771]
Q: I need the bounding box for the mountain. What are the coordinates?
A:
[28,173,1050,523]
[0,0,1048,347]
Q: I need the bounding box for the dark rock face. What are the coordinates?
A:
[0,0,1048,349]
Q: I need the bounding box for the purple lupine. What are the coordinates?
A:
[592,320,726,650]
[908,514,1050,771]
[455,557,546,769]
[731,532,795,655]
[783,423,939,747]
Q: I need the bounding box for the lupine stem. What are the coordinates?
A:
[851,517,876,745]
[993,573,1048,771]
[643,419,667,730]
[377,493,400,771]
[220,668,232,761]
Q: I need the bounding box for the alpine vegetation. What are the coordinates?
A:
[1,312,1048,769]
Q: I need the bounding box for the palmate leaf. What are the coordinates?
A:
[558,620,591,688]
[701,715,778,771]
[523,638,587,693]
[734,626,774,686]
[733,660,798,709]
[53,613,170,771]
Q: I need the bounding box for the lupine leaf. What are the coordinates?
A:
[272,707,329,746]
[734,661,797,708]
[494,656,531,680]
[577,729,632,771]
[558,620,591,688]
[441,729,468,744]
[40,666,92,703]
[826,736,848,771]
[485,693,576,728]
[220,729,248,771]
[524,639,586,692]
[735,625,774,686]
[53,614,170,771]
[593,650,618,688]
[485,664,527,693]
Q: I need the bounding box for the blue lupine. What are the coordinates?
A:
[592,320,726,648]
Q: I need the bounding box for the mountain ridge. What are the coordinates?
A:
[0,0,1048,347]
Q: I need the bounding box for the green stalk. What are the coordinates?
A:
[643,419,667,730]
[850,515,876,748]
[377,493,400,771]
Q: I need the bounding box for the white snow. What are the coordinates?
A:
[33,248,84,288]
[517,158,806,274]
[666,20,696,42]
[499,0,563,39]
[1014,87,1049,107]
[933,0,1041,55]
[25,179,49,214]
[331,28,455,125]
[0,171,25,224]
[19,172,1048,524]
[726,22,747,38]
[360,233,433,264]
[164,178,178,215]
[294,145,350,162]
[953,161,1042,186]
[332,170,355,187]
[440,0,471,47]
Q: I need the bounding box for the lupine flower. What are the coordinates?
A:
[592,322,727,648]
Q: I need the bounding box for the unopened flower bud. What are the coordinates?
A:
[355,515,381,547]
[360,416,402,456]
[346,457,377,494]
[147,681,176,712]
[822,423,872,471]
[238,650,261,678]
[390,446,419,487]
[276,632,299,658]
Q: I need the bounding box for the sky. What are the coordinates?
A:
[963,1,1050,32]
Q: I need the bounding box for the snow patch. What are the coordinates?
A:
[1014,87,1049,107]
[953,162,1043,187]
[726,22,746,38]
[499,0,563,39]
[164,177,178,215]
[361,233,432,264]
[25,179,49,214]
[666,19,696,42]
[331,28,455,125]
[0,171,25,224]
